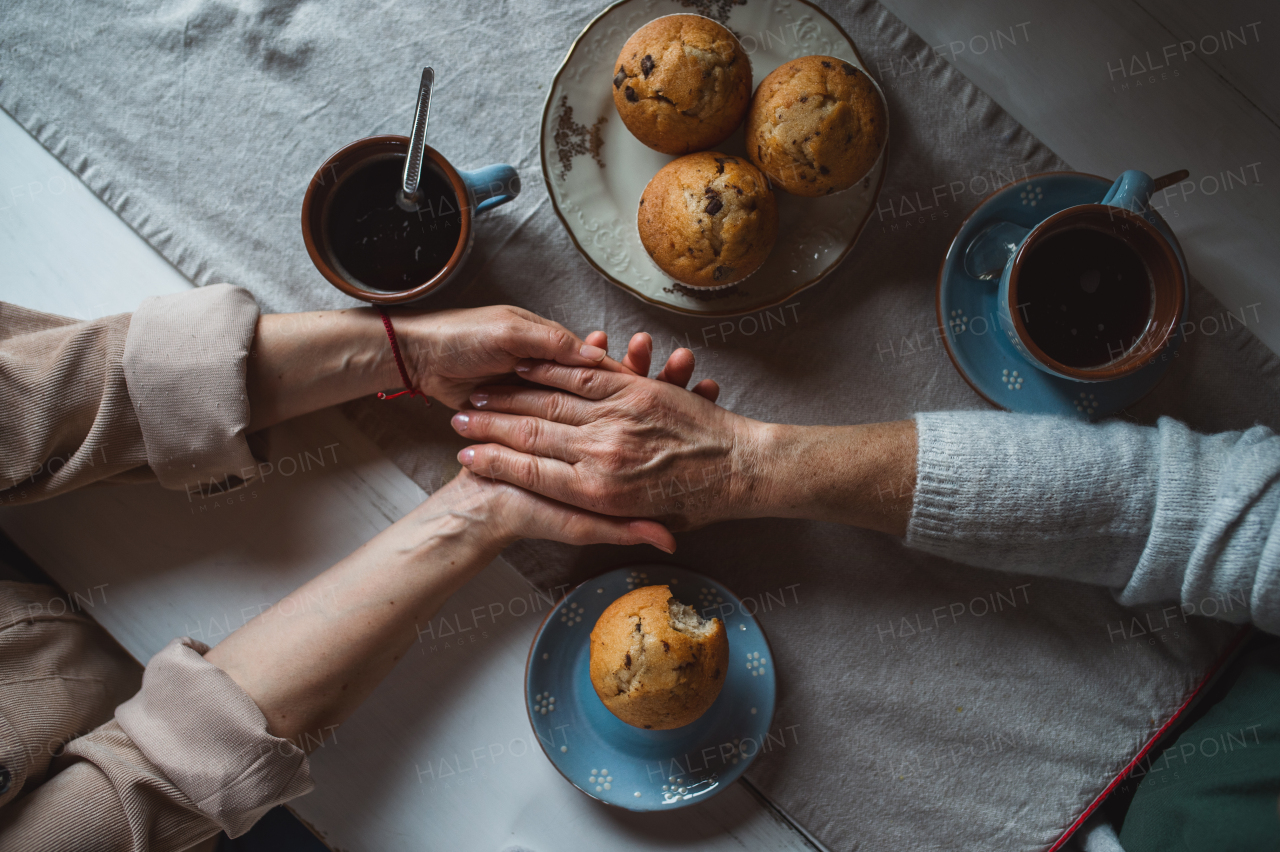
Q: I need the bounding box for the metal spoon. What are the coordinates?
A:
[397,67,434,211]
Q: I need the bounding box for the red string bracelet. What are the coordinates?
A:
[375,307,430,405]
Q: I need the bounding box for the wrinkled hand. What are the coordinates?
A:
[451,361,764,531]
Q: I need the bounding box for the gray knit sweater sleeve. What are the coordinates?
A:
[906,412,1280,635]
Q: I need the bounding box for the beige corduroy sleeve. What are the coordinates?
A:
[0,721,223,852]
[0,285,260,505]
[0,594,315,849]
[0,709,310,851]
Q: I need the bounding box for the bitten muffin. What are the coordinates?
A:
[638,152,778,289]
[611,15,752,155]
[746,55,887,196]
[589,585,730,730]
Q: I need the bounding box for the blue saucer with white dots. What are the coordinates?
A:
[938,171,1189,420]
[525,565,776,811]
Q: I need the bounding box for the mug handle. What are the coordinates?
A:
[458,164,521,215]
[962,220,1030,281]
[1100,169,1155,214]
[962,168,1179,282]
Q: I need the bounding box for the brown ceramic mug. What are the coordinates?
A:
[1007,205,1186,381]
[965,170,1187,382]
[301,135,519,304]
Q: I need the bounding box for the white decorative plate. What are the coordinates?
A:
[540,0,888,317]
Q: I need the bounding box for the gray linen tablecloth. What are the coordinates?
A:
[3,1,1278,849]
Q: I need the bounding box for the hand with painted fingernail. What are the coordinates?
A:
[453,361,770,531]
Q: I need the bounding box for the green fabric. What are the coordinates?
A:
[1119,635,1280,852]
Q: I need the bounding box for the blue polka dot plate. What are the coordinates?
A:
[938,171,1190,420]
[525,565,776,811]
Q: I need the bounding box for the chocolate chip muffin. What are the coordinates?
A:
[611,15,752,155]
[746,55,888,196]
[638,151,778,289]
[589,585,730,730]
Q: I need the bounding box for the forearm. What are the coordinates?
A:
[246,304,625,429]
[205,478,504,741]
[902,412,1280,632]
[247,308,399,432]
[740,420,917,535]
[0,290,378,500]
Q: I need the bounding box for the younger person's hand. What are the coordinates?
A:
[580,330,720,403]
[389,308,718,409]
[389,306,614,409]
[426,467,675,553]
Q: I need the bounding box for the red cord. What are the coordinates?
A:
[375,308,430,405]
[1046,625,1253,851]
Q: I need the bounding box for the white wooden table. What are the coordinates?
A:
[0,110,817,851]
[3,1,1277,848]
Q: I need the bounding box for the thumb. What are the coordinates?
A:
[549,507,676,553]
[625,519,677,554]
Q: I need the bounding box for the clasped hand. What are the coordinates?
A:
[452,330,771,533]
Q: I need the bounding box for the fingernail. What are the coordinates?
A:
[471,392,489,408]
[515,362,532,373]
[647,538,675,555]
[459,448,475,465]
[580,343,607,362]
[632,523,675,554]
[452,412,470,433]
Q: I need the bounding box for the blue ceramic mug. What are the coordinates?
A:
[302,135,520,304]
[962,169,1187,383]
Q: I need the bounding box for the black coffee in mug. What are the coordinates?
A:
[324,154,463,291]
[1017,227,1154,368]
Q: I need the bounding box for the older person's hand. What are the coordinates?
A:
[450,360,768,530]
